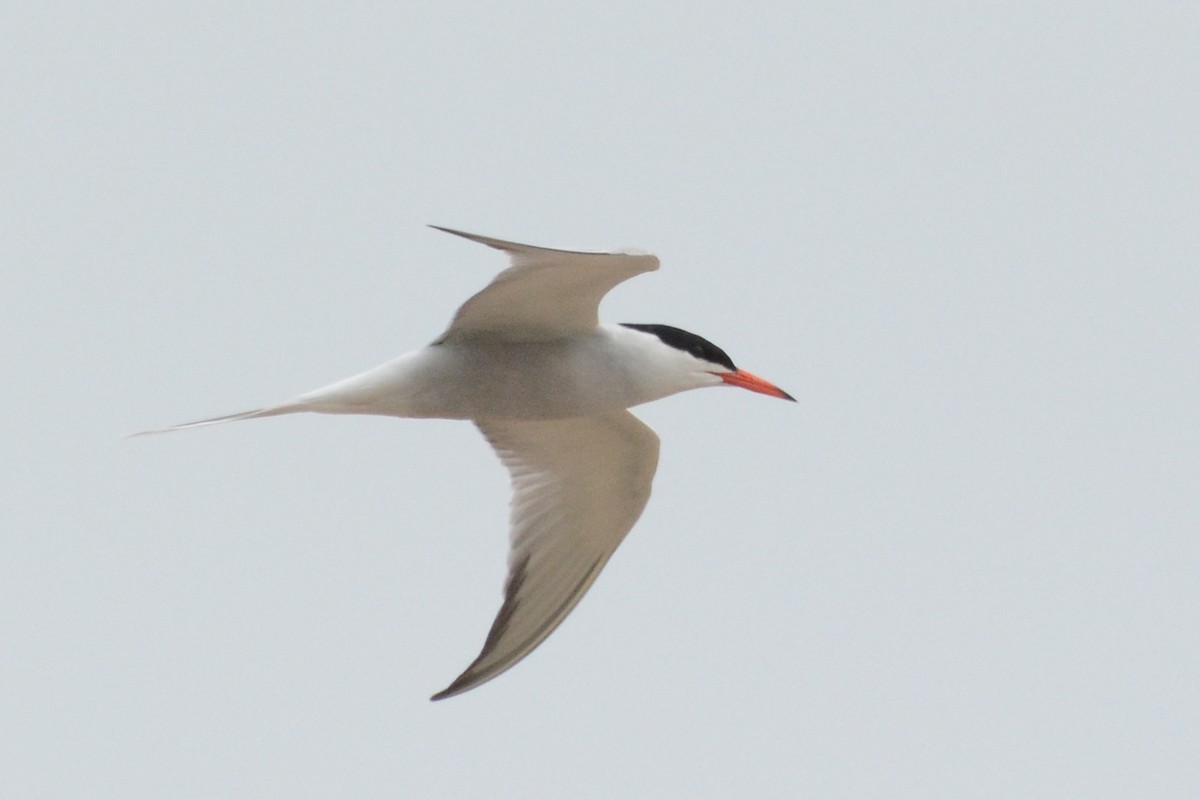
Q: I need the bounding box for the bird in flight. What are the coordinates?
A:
[139,227,794,700]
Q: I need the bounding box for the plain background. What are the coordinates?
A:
[4,3,1197,797]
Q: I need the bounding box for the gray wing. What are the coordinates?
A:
[431,411,661,700]
[430,227,659,343]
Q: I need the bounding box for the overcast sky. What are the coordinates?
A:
[4,3,1198,797]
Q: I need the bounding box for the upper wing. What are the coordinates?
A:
[430,227,660,343]
[431,411,661,700]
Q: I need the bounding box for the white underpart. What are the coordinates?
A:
[291,323,725,421]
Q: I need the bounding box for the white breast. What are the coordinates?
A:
[291,324,720,421]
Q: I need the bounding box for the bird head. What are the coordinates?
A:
[619,323,795,401]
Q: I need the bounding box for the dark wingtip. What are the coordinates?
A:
[429,686,456,702]
[428,665,480,702]
[429,661,489,701]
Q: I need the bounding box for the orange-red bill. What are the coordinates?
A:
[716,369,796,401]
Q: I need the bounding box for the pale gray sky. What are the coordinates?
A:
[4,3,1198,797]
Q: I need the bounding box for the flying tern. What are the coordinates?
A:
[140,227,794,700]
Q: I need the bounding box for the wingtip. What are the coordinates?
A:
[428,685,458,702]
[428,224,491,244]
[429,670,481,702]
[429,645,511,701]
[428,226,655,265]
[427,225,517,252]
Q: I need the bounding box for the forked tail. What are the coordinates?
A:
[129,404,303,437]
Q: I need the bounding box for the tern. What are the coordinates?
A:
[140,227,794,700]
